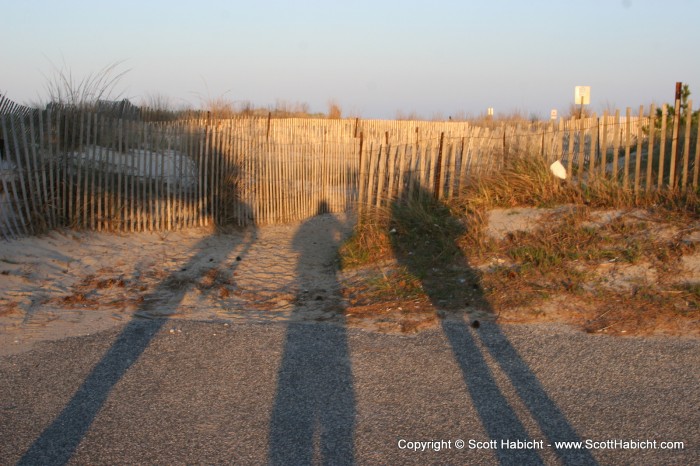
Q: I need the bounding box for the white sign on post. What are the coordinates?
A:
[574,86,591,105]
[550,109,558,120]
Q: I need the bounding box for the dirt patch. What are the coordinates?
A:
[337,258,494,335]
[339,206,700,338]
[478,207,700,336]
[486,207,559,240]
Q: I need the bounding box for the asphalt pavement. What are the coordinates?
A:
[1,319,698,465]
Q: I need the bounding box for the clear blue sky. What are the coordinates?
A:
[2,0,699,119]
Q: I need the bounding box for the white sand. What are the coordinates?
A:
[1,213,354,356]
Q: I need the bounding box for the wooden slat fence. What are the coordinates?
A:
[1,103,698,240]
[0,94,35,118]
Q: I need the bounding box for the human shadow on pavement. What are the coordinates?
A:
[389,178,596,466]
[18,223,255,465]
[268,201,356,465]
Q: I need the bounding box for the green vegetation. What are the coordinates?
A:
[655,84,700,131]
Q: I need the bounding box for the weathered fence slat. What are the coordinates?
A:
[634,106,644,193]
[623,107,632,189]
[10,117,32,234]
[658,104,668,189]
[669,95,682,190]
[588,114,598,177]
[694,104,700,189]
[681,100,693,190]
[30,114,50,230]
[598,112,608,177]
[611,110,621,181]
[0,116,21,238]
[646,104,656,192]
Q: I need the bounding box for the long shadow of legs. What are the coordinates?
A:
[18,227,254,465]
[17,319,166,465]
[441,321,543,465]
[269,323,355,465]
[476,324,597,465]
[269,201,356,465]
[389,179,596,465]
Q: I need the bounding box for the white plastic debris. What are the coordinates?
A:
[550,160,567,180]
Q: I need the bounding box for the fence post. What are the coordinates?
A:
[434,132,444,200]
[204,116,212,226]
[502,126,507,160]
[670,82,682,190]
[634,105,644,193]
[658,104,668,188]
[266,111,272,141]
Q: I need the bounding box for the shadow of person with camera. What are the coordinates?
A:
[268,200,356,465]
[388,173,595,465]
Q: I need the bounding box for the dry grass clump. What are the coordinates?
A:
[460,150,700,213]
[341,266,425,306]
[582,283,700,335]
[204,96,239,119]
[328,100,342,119]
[40,59,130,110]
[339,209,394,269]
[196,267,237,300]
[341,193,492,323]
[50,263,239,314]
[139,93,184,121]
[53,272,136,309]
[463,154,581,208]
[0,301,22,317]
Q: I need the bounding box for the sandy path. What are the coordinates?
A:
[0,213,354,356]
